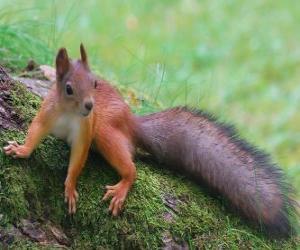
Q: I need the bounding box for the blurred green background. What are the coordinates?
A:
[0,0,299,194]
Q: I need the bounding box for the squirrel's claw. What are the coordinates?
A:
[65,188,78,214]
[102,182,129,216]
[3,141,30,158]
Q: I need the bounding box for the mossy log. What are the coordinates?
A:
[0,66,298,249]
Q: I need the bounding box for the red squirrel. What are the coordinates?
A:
[3,45,297,237]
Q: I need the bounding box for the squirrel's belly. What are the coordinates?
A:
[51,114,81,145]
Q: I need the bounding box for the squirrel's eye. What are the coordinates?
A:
[94,80,97,89]
[66,84,73,95]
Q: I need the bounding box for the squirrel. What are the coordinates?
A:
[3,44,297,238]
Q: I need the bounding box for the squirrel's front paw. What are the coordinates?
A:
[64,186,78,214]
[3,141,30,158]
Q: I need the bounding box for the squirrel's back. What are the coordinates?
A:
[93,79,137,145]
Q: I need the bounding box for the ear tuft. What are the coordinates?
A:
[80,43,88,67]
[56,48,70,81]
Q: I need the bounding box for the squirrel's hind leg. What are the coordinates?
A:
[95,127,136,216]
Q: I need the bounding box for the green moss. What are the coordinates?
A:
[0,81,299,249]
[68,159,167,249]
[10,82,42,125]
[10,241,60,250]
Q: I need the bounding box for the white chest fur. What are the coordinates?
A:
[51,113,81,145]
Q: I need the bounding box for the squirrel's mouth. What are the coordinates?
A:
[80,110,91,117]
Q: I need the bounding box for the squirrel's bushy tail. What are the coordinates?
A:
[135,106,297,237]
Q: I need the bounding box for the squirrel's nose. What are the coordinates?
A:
[84,101,93,111]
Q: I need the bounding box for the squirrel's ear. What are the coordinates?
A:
[56,48,70,81]
[80,43,89,68]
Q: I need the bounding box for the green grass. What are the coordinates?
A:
[0,24,52,71]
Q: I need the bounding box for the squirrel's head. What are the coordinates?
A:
[55,44,98,117]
